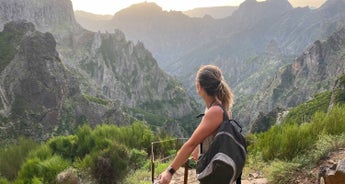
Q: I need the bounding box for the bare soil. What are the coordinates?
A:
[170,148,345,184]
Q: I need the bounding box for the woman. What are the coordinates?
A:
[157,64,234,184]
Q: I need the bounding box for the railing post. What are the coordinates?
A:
[151,142,155,183]
[184,159,189,184]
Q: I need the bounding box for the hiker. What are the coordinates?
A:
[157,64,234,184]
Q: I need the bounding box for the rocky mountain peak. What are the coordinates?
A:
[113,2,163,19]
[231,0,292,26]
[3,20,35,35]
[0,0,80,31]
[241,26,345,127]
[0,20,127,141]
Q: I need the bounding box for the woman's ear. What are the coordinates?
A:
[196,82,201,95]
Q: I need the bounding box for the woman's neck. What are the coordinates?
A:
[204,96,217,109]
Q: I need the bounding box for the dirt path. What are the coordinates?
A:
[292,148,345,184]
[170,168,267,184]
[169,148,345,184]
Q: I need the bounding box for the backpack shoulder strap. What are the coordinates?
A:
[216,104,243,133]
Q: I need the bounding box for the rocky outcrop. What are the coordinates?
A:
[240,27,345,128]
[0,0,200,140]
[250,107,284,133]
[73,0,345,131]
[319,159,345,184]
[0,0,81,32]
[0,21,127,142]
[328,75,345,112]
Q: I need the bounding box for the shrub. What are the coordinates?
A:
[0,138,38,180]
[92,121,154,152]
[75,125,95,158]
[48,135,78,160]
[323,105,345,135]
[28,144,52,161]
[18,156,70,184]
[0,178,10,184]
[265,160,300,184]
[129,149,148,170]
[283,91,331,124]
[91,142,129,184]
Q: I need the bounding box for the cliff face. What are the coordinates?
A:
[66,30,197,117]
[0,21,127,142]
[0,0,80,32]
[0,0,199,118]
[0,0,199,140]
[78,1,345,129]
[240,27,345,128]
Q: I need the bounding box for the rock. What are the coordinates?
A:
[319,159,345,184]
[57,168,80,184]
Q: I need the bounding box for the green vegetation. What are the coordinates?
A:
[0,121,179,184]
[246,105,345,183]
[82,93,109,106]
[254,105,345,161]
[283,91,332,124]
[334,75,345,104]
[0,138,38,180]
[129,107,170,127]
[2,81,344,183]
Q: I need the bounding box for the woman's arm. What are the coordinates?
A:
[191,144,200,160]
[157,106,223,184]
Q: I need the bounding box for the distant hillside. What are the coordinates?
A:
[0,21,127,142]
[74,10,112,32]
[183,6,238,19]
[241,26,345,130]
[0,0,200,142]
[74,0,345,129]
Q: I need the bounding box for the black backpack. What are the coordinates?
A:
[196,106,247,184]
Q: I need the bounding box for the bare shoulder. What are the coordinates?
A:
[204,105,223,122]
[207,105,223,114]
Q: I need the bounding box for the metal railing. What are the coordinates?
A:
[151,138,190,184]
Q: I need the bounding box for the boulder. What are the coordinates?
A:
[319,159,345,184]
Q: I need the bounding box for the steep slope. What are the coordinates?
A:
[107,2,215,69]
[0,0,81,32]
[0,0,200,139]
[241,26,345,128]
[172,0,345,78]
[0,21,126,142]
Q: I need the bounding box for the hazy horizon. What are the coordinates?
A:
[71,0,327,15]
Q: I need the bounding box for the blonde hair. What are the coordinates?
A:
[196,65,234,111]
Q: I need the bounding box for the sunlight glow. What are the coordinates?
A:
[71,0,327,15]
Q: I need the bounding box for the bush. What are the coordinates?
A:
[18,156,70,184]
[0,178,10,184]
[0,138,38,180]
[283,91,331,124]
[323,105,345,135]
[265,160,300,184]
[129,149,148,170]
[48,135,78,160]
[28,144,52,161]
[254,105,345,161]
[75,125,95,158]
[92,122,154,152]
[91,142,129,184]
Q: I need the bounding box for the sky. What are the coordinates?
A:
[71,0,327,15]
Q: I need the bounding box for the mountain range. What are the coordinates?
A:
[75,0,345,129]
[0,0,199,142]
[1,0,345,141]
